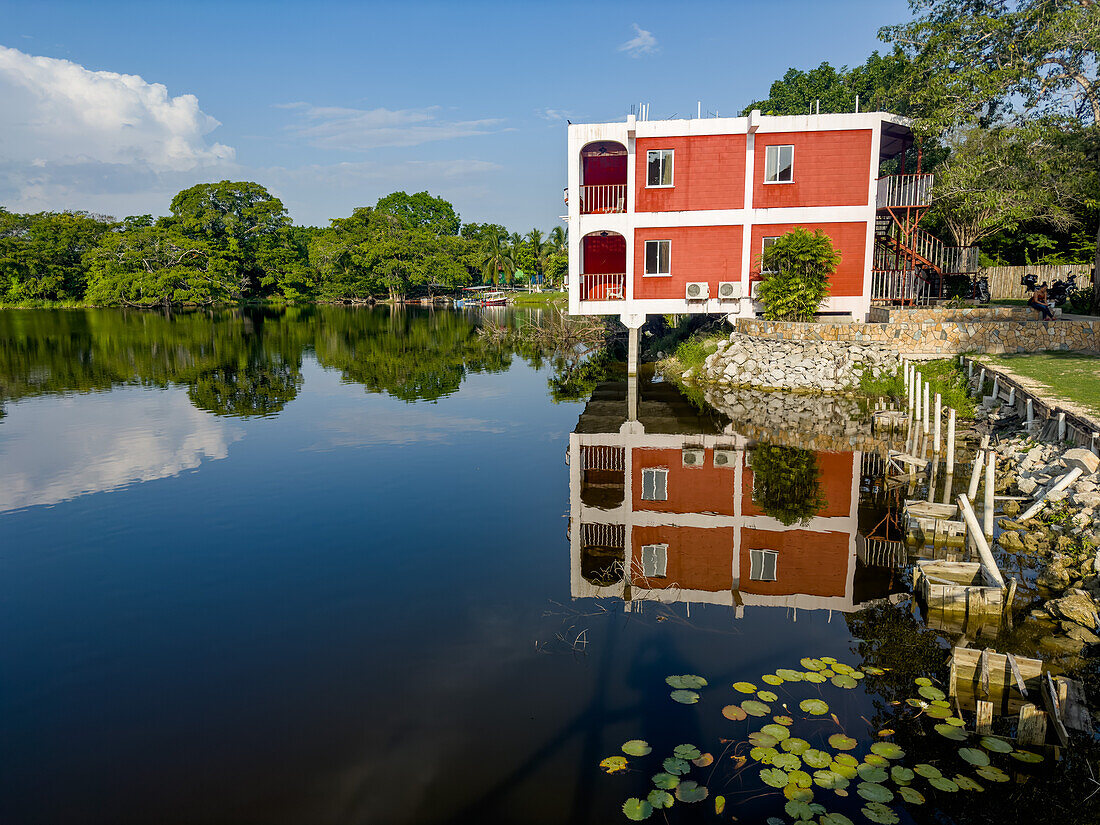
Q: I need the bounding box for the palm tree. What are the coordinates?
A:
[478,228,515,285]
[526,228,547,287]
[548,226,567,254]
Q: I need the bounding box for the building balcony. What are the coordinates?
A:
[580,273,626,301]
[876,173,933,209]
[580,184,627,214]
[579,140,628,215]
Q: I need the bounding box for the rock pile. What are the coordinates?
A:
[690,333,899,394]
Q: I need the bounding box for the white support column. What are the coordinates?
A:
[923,380,930,436]
[933,393,942,454]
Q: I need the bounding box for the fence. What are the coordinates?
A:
[982,265,1091,300]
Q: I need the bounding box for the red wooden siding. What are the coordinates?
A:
[632,448,737,516]
[631,525,736,592]
[753,130,872,208]
[742,451,854,519]
[749,222,867,297]
[739,528,851,597]
[635,135,746,213]
[633,226,743,300]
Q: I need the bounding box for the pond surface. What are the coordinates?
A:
[0,308,1063,825]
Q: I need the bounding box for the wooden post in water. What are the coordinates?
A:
[946,409,956,476]
[967,449,985,500]
[975,701,994,734]
[933,393,942,455]
[984,451,996,539]
[923,380,930,435]
[958,493,1006,588]
[1017,704,1048,746]
[976,367,985,398]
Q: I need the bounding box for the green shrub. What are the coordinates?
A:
[750,444,827,526]
[756,228,840,322]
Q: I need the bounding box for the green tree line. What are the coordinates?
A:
[0,182,567,307]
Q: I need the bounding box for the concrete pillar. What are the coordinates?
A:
[627,327,639,377]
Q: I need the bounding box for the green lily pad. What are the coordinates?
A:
[857,765,888,783]
[828,733,857,750]
[905,698,925,708]
[934,723,967,741]
[898,786,925,804]
[743,699,771,717]
[750,746,779,764]
[782,737,811,755]
[673,744,701,760]
[733,681,757,694]
[666,674,707,689]
[785,799,816,821]
[760,767,790,788]
[959,747,989,767]
[931,699,951,707]
[1009,750,1043,763]
[924,704,952,719]
[647,789,674,809]
[929,776,959,792]
[622,798,653,821]
[758,690,779,702]
[813,769,850,790]
[833,753,858,767]
[944,717,966,727]
[762,723,791,741]
[891,766,914,784]
[914,677,932,687]
[820,813,855,825]
[821,668,835,677]
[774,715,794,726]
[800,698,829,715]
[870,742,905,760]
[980,736,1013,754]
[851,671,865,679]
[803,749,832,769]
[803,671,827,684]
[821,656,837,663]
[863,755,889,768]
[833,662,854,674]
[954,774,984,791]
[772,668,801,682]
[693,752,714,768]
[861,801,900,824]
[913,764,941,779]
[600,756,628,773]
[622,740,651,756]
[652,772,679,789]
[772,752,802,772]
[784,784,814,802]
[675,780,708,803]
[788,769,813,789]
[919,685,946,702]
[831,674,858,689]
[714,795,725,815]
[864,666,886,675]
[749,729,778,747]
[663,757,690,775]
[831,762,858,779]
[762,673,784,685]
[857,782,893,803]
[722,704,748,721]
[801,657,826,671]
[670,689,699,704]
[975,766,1009,783]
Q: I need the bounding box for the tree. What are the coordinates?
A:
[0,211,112,302]
[525,228,548,286]
[756,227,839,321]
[478,228,516,285]
[374,191,460,236]
[749,445,827,526]
[547,226,567,254]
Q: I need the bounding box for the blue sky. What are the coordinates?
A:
[0,0,910,231]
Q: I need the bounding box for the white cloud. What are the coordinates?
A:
[619,23,658,58]
[278,102,507,150]
[536,108,571,122]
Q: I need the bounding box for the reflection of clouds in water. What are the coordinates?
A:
[0,390,241,514]
[307,407,506,449]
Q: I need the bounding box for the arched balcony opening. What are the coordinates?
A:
[580,141,627,214]
[580,231,626,301]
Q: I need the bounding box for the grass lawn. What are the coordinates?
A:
[981,352,1100,418]
[511,290,566,307]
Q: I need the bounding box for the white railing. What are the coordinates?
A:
[581,522,625,549]
[876,174,933,208]
[858,538,907,568]
[582,445,625,472]
[580,272,626,301]
[871,269,929,304]
[580,184,627,214]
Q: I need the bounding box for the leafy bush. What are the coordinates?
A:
[1068,285,1095,316]
[750,444,826,526]
[756,228,840,322]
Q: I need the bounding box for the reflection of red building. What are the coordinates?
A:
[569,379,888,614]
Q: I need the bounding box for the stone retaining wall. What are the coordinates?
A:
[866,306,1050,323]
[736,318,1100,355]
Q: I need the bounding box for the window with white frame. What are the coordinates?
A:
[641,544,668,578]
[749,549,778,581]
[761,236,780,274]
[764,145,794,183]
[641,467,668,501]
[644,240,671,276]
[646,149,674,187]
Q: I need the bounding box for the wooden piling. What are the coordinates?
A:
[958,493,1006,588]
[967,449,985,500]
[984,451,996,539]
[991,375,999,403]
[1018,704,1048,746]
[1057,412,1066,441]
[1018,467,1084,522]
[946,408,956,476]
[933,393,942,454]
[1026,397,1034,426]
[976,367,986,398]
[975,700,994,734]
[923,380,930,435]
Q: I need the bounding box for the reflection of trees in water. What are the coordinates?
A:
[750,444,827,525]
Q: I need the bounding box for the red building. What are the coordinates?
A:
[565,110,975,327]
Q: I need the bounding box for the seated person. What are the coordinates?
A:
[1028,284,1056,320]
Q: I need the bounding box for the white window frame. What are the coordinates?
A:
[641,467,668,501]
[641,544,668,578]
[749,548,778,581]
[760,236,780,275]
[643,240,671,277]
[763,144,794,184]
[646,149,674,188]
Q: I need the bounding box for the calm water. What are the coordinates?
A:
[0,308,1059,825]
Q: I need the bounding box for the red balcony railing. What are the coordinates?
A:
[580,273,626,301]
[580,184,627,214]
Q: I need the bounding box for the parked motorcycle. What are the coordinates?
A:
[974,275,991,305]
[1021,272,1077,306]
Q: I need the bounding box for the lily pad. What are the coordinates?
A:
[821,656,837,664]
[733,681,757,694]
[749,731,779,749]
[863,755,889,768]
[864,666,886,675]
[788,769,813,789]
[870,742,904,760]
[772,752,802,772]
[675,780,708,803]
[944,716,966,727]
[851,671,865,680]
[913,764,941,779]
[975,766,1009,783]
[670,689,699,704]
[666,674,707,690]
[954,774,984,791]
[857,782,893,803]
[760,767,790,788]
[813,769,849,790]
[622,798,653,821]
[929,776,959,792]
[776,668,805,682]
[762,723,791,741]
[600,756,628,773]
[803,749,832,769]
[662,757,690,776]
[692,752,714,768]
[980,736,1013,754]
[857,765,888,783]
[905,698,925,709]
[1009,750,1043,763]
[800,698,829,715]
[891,766,914,784]
[673,744,701,760]
[783,784,814,802]
[831,762,858,779]
[785,799,817,821]
[762,673,784,685]
[782,737,811,755]
[652,772,679,789]
[821,668,836,677]
[722,704,748,721]
[750,746,779,764]
[758,689,779,702]
[897,786,925,804]
[773,715,794,726]
[959,747,989,767]
[801,657,826,671]
[743,699,771,717]
[820,814,855,825]
[914,677,932,687]
[861,801,900,824]
[714,795,725,815]
[804,671,827,684]
[622,740,652,756]
[828,733,857,751]
[919,685,946,702]
[833,753,858,767]
[647,789,674,809]
[924,704,952,719]
[831,674,858,689]
[934,723,967,741]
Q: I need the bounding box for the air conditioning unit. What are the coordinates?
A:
[717,281,742,301]
[681,448,705,468]
[685,282,709,301]
[713,449,738,468]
